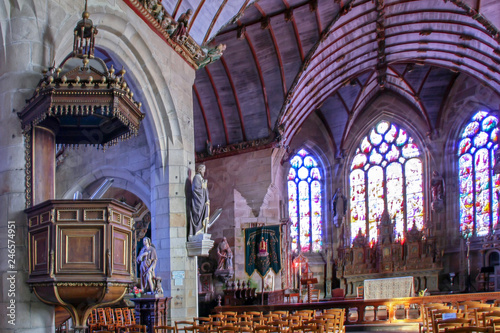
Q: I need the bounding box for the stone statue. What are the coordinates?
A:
[170,9,193,42]
[137,237,157,294]
[332,188,347,227]
[197,44,227,69]
[216,237,233,271]
[189,164,210,237]
[431,170,445,212]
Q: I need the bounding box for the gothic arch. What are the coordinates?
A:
[61,166,151,209]
[49,3,192,169]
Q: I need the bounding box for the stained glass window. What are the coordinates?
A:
[458,111,500,236]
[288,149,323,252]
[349,121,424,243]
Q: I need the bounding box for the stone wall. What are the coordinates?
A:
[0,0,197,331]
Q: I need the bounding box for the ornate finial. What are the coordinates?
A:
[73,0,97,58]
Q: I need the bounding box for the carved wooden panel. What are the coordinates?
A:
[111,210,121,224]
[123,215,132,227]
[112,227,130,274]
[30,227,49,275]
[41,211,51,224]
[57,209,79,221]
[84,209,106,221]
[29,215,39,227]
[58,226,104,273]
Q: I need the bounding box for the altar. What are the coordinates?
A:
[364,276,414,300]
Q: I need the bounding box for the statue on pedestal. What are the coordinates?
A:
[189,164,210,238]
[431,170,445,212]
[137,237,159,294]
[332,188,347,227]
[216,237,233,271]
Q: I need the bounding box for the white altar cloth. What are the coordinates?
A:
[363,276,414,300]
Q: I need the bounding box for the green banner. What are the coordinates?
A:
[245,225,281,277]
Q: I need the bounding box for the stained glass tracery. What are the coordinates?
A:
[458,111,500,236]
[350,121,424,243]
[288,149,323,252]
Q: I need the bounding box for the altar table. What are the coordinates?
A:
[363,276,414,300]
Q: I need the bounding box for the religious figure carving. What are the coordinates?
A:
[216,237,233,271]
[137,237,158,294]
[431,170,445,212]
[170,9,193,42]
[332,188,347,227]
[189,164,210,237]
[197,44,227,69]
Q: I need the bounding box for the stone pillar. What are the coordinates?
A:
[0,1,56,332]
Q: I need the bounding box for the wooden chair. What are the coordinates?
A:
[88,309,99,333]
[114,308,125,325]
[235,314,252,323]
[422,304,453,333]
[290,324,323,333]
[176,320,197,333]
[286,292,301,304]
[153,326,176,333]
[234,321,253,333]
[295,310,315,321]
[445,327,493,333]
[268,319,289,333]
[126,325,147,333]
[253,325,280,333]
[462,304,492,324]
[491,319,500,333]
[285,315,301,327]
[479,311,500,327]
[96,308,115,332]
[309,289,321,302]
[434,318,473,333]
[217,325,242,333]
[271,310,289,319]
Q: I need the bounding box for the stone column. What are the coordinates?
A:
[0,2,58,332]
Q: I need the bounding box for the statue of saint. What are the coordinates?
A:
[170,9,193,42]
[137,237,157,294]
[332,188,347,227]
[431,170,445,212]
[189,164,210,237]
[216,237,233,271]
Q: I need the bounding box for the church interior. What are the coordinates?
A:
[2,0,500,332]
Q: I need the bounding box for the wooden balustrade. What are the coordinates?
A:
[215,292,500,326]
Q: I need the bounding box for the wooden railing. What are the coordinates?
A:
[215,292,500,325]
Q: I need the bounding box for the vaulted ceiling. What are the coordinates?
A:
[165,0,500,160]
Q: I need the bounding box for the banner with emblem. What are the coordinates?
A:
[245,225,281,277]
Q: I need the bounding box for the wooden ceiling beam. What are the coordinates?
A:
[188,0,207,33]
[255,3,288,97]
[172,0,183,19]
[220,56,248,141]
[436,71,460,128]
[203,0,229,45]
[282,0,305,61]
[239,21,273,131]
[292,31,500,114]
[290,48,500,143]
[193,84,212,143]
[205,66,230,144]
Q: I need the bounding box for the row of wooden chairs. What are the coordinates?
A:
[421,301,500,333]
[89,307,147,333]
[162,308,345,333]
